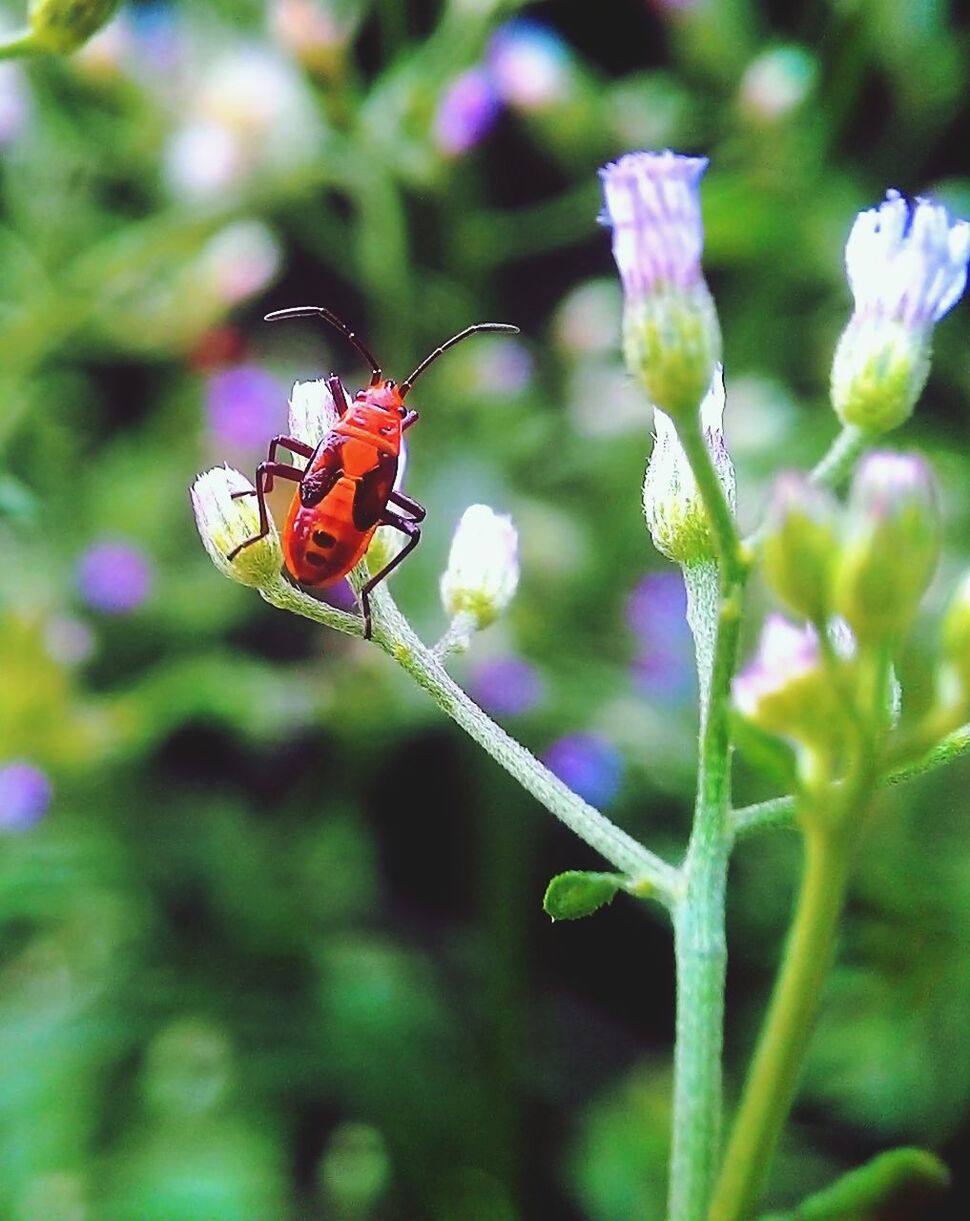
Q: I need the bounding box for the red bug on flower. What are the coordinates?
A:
[228,306,519,638]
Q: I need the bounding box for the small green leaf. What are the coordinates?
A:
[543,871,623,921]
[759,1147,950,1220]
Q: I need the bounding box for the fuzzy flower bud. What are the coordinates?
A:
[834,452,940,641]
[733,615,852,752]
[28,0,121,54]
[940,574,970,706]
[831,191,970,433]
[642,366,735,565]
[761,473,841,623]
[288,377,339,448]
[440,504,519,629]
[190,465,282,589]
[599,150,721,421]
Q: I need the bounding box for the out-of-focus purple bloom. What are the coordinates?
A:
[469,338,534,396]
[206,365,287,452]
[433,68,502,156]
[626,570,686,639]
[322,579,358,613]
[487,20,571,112]
[544,733,623,808]
[129,1,186,75]
[468,655,544,717]
[77,539,154,614]
[0,65,29,146]
[627,571,695,705]
[0,761,52,831]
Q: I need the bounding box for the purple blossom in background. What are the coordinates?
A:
[433,67,502,156]
[206,364,287,452]
[468,655,544,717]
[0,761,52,831]
[77,539,154,614]
[487,20,571,112]
[544,733,623,808]
[322,578,358,612]
[627,571,695,705]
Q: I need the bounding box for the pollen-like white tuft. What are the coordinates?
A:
[288,378,340,447]
[844,190,970,327]
[190,464,282,588]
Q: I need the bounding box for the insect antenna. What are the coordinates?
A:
[399,323,520,398]
[265,305,383,385]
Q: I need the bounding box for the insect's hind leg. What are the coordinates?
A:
[358,511,422,640]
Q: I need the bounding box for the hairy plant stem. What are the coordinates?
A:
[266,571,681,900]
[810,424,871,490]
[708,816,856,1221]
[668,417,747,1220]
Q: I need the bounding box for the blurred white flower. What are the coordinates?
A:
[164,45,322,200]
[196,221,283,308]
[288,378,340,447]
[440,504,519,628]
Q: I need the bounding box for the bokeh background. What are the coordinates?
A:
[2,0,970,1217]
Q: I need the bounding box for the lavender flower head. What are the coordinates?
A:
[206,365,287,453]
[433,68,502,156]
[732,616,821,721]
[627,571,694,705]
[599,151,721,420]
[845,191,970,328]
[832,191,970,431]
[487,20,571,112]
[0,761,52,831]
[599,151,709,298]
[468,655,544,717]
[544,733,623,808]
[77,539,153,614]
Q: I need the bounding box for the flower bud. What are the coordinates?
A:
[190,465,282,589]
[28,0,121,54]
[288,377,340,448]
[642,366,735,565]
[761,473,841,623]
[440,504,519,629]
[599,150,721,422]
[733,615,851,751]
[940,573,970,704]
[834,452,941,641]
[831,191,970,433]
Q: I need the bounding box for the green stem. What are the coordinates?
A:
[381,596,679,895]
[810,424,870,491]
[730,718,970,840]
[709,819,853,1220]
[668,568,743,1219]
[676,419,745,587]
[0,30,37,60]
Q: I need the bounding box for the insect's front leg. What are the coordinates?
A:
[328,375,350,417]
[227,460,305,561]
[387,488,427,522]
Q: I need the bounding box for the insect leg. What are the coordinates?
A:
[387,489,427,522]
[227,460,305,561]
[267,434,315,464]
[358,511,422,640]
[401,410,420,432]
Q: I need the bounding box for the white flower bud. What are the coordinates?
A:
[440,504,519,629]
[190,465,282,588]
[288,377,340,447]
[642,365,735,565]
[831,191,970,432]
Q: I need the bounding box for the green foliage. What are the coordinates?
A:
[1,0,969,1217]
[543,870,622,921]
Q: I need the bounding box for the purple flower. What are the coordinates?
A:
[0,762,52,831]
[627,572,694,705]
[433,68,502,156]
[467,655,544,717]
[598,150,709,298]
[77,539,154,614]
[544,733,623,808]
[487,20,571,112]
[206,364,287,452]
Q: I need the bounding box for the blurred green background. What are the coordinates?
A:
[1,0,969,1217]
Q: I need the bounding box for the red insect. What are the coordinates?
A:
[228,305,519,638]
